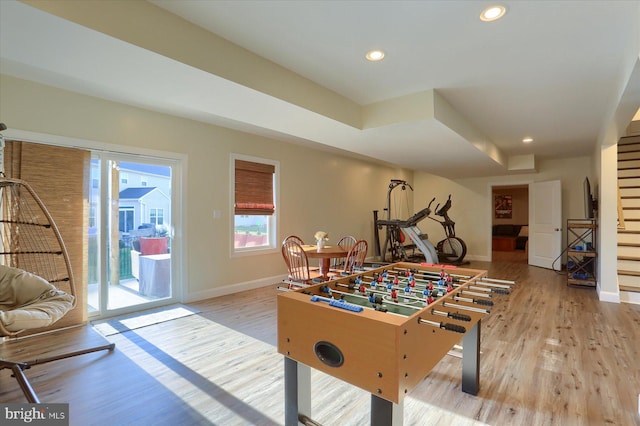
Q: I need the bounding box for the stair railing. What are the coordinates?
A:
[617,183,626,229]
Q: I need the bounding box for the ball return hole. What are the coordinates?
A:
[314,341,344,367]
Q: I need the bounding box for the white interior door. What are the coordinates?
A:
[529,180,562,270]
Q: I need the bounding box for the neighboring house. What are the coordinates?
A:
[89,160,171,235]
[118,162,171,194]
[119,187,170,233]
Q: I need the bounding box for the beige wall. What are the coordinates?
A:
[413,156,593,261]
[0,74,412,300]
[0,73,598,295]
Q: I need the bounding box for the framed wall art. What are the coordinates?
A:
[495,194,512,219]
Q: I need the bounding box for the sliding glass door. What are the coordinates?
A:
[88,154,175,317]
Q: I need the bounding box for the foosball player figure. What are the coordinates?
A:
[386,281,393,292]
[390,288,398,303]
[404,284,412,296]
[368,292,384,306]
[437,277,446,288]
[426,289,438,305]
[381,269,389,279]
[403,285,412,303]
[446,281,454,293]
[427,280,434,291]
[445,273,453,284]
[368,292,376,304]
[393,276,399,286]
[439,269,446,278]
[370,279,377,290]
[320,285,332,297]
[378,274,384,284]
[358,283,367,294]
[408,274,416,287]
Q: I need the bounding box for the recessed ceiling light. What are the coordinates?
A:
[522,137,533,144]
[480,5,506,22]
[366,50,385,61]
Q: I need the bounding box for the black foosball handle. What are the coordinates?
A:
[442,322,467,334]
[448,311,472,322]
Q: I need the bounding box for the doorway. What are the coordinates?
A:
[88,155,177,318]
[491,185,529,263]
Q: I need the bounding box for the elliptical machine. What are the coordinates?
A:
[373,181,467,265]
[427,195,467,264]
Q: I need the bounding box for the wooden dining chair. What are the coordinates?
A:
[281,239,323,284]
[342,239,368,273]
[282,235,305,246]
[332,235,357,269]
[282,235,319,272]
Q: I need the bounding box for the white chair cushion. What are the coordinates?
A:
[0,265,75,332]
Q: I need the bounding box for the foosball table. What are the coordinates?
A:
[277,262,514,425]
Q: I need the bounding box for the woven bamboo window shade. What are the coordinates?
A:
[4,140,89,330]
[235,159,275,215]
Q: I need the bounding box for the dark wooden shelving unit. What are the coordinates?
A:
[566,219,597,287]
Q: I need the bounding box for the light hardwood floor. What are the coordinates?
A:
[1,254,639,425]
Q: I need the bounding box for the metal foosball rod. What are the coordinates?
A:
[479,277,516,285]
[278,280,313,291]
[332,288,425,311]
[442,301,490,314]
[349,277,454,294]
[459,289,493,299]
[342,281,449,303]
[417,317,467,334]
[430,308,472,322]
[336,278,438,295]
[453,295,493,306]
[390,266,473,281]
[382,272,465,287]
[370,289,486,318]
[373,271,480,294]
[337,278,486,310]
[325,289,415,317]
[467,285,492,293]
[369,281,445,296]
[475,281,513,294]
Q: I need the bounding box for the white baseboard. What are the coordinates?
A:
[184,274,287,303]
[465,254,491,262]
[619,290,640,305]
[598,289,621,303]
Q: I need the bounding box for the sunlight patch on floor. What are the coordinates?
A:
[107,314,282,424]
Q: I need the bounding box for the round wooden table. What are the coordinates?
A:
[301,244,348,279]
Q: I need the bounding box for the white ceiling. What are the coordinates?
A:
[1,0,639,178]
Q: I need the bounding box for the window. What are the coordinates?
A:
[119,207,134,232]
[121,173,128,184]
[150,208,164,225]
[232,155,278,253]
[141,177,148,187]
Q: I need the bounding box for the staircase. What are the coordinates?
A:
[618,135,640,295]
